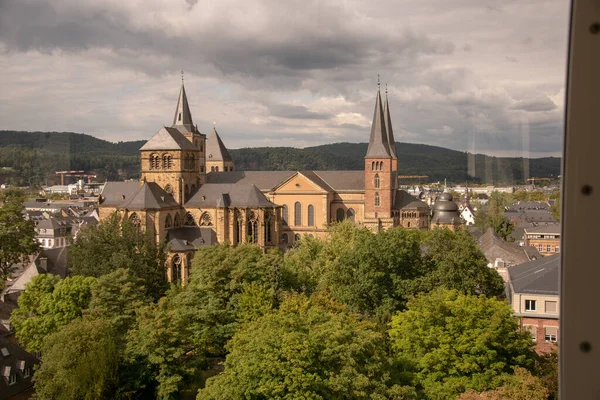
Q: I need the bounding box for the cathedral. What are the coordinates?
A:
[99,82,435,283]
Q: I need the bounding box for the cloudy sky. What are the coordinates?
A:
[0,0,570,157]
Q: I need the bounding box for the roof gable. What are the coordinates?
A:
[272,172,331,193]
[206,128,233,162]
[121,182,180,210]
[140,127,197,151]
[185,183,276,208]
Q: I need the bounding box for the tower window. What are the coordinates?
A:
[178,112,182,121]
[374,174,380,189]
[375,192,380,207]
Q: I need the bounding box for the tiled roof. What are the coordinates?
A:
[120,183,180,210]
[478,228,530,266]
[312,171,364,191]
[100,182,140,207]
[206,171,296,191]
[206,128,233,162]
[139,127,197,151]
[166,227,214,251]
[394,190,429,210]
[509,253,559,295]
[185,183,276,208]
[0,335,39,399]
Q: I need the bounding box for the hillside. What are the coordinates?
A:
[0,130,560,186]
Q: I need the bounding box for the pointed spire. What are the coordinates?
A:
[172,82,194,130]
[206,126,233,162]
[365,83,391,158]
[383,86,398,159]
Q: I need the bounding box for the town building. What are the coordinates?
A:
[0,336,39,400]
[430,192,464,230]
[523,225,561,255]
[507,254,559,354]
[99,82,432,283]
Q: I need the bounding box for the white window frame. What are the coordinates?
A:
[525,299,537,312]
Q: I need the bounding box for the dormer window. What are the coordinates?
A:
[178,112,182,121]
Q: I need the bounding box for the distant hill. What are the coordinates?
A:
[0,130,560,186]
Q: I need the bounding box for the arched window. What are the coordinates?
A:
[247,220,258,243]
[200,212,212,226]
[282,233,288,245]
[190,184,196,195]
[264,212,272,243]
[184,185,190,201]
[164,184,173,195]
[294,202,302,226]
[200,141,203,152]
[129,213,141,228]
[183,212,196,226]
[163,154,173,169]
[282,205,289,225]
[172,254,182,284]
[336,208,345,222]
[294,234,301,242]
[371,161,375,170]
[216,166,219,172]
[375,192,380,207]
[307,205,315,226]
[347,208,355,222]
[211,166,215,172]
[165,214,173,229]
[374,174,380,188]
[407,221,411,228]
[150,154,160,169]
[174,213,181,228]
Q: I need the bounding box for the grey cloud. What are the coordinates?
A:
[512,97,557,112]
[268,104,332,120]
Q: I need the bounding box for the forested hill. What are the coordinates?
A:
[0,130,560,186]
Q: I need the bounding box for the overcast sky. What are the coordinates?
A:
[0,0,570,157]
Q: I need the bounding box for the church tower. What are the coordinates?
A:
[139,82,206,205]
[383,87,398,178]
[364,83,395,231]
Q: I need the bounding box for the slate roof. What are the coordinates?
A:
[0,335,39,400]
[121,183,180,210]
[478,228,531,266]
[206,128,233,162]
[365,90,392,158]
[524,224,561,235]
[171,83,195,132]
[312,171,364,191]
[394,190,429,210]
[383,94,398,159]
[185,183,277,208]
[206,171,296,191]
[297,171,334,191]
[166,227,214,251]
[139,127,197,151]
[509,253,559,295]
[100,181,140,206]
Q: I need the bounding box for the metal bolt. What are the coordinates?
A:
[581,185,593,196]
[580,341,592,353]
[590,23,600,34]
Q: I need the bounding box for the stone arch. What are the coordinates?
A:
[174,213,181,228]
[164,184,173,195]
[183,212,196,226]
[282,233,289,245]
[347,208,355,222]
[336,208,345,222]
[162,153,173,169]
[150,153,160,169]
[200,212,212,226]
[307,205,315,226]
[172,254,182,284]
[294,202,302,226]
[165,214,173,229]
[129,212,141,227]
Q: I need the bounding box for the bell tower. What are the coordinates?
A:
[364,81,394,231]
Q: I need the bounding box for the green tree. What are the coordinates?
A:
[33,317,120,400]
[11,274,96,352]
[0,188,39,286]
[86,268,149,337]
[536,349,558,400]
[69,212,168,300]
[125,244,283,399]
[388,289,536,399]
[475,209,514,240]
[420,228,505,297]
[457,367,548,400]
[198,293,411,400]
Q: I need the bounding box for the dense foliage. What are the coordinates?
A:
[0,130,560,185]
[0,188,39,285]
[69,213,168,300]
[10,221,555,399]
[389,289,536,399]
